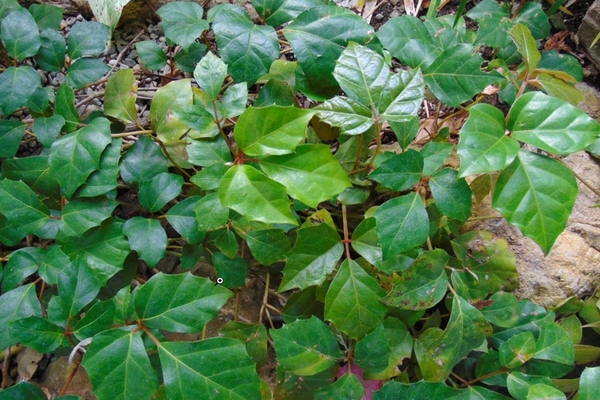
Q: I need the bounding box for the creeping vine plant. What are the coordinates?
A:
[1,0,600,398]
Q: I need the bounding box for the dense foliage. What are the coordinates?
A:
[0,0,599,398]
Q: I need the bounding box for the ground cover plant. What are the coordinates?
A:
[0,0,600,398]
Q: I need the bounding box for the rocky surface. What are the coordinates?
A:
[578,0,600,66]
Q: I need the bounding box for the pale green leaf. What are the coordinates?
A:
[104,69,138,122]
[123,217,167,268]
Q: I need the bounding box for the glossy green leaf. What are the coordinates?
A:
[104,69,138,122]
[537,74,583,106]
[480,291,519,328]
[1,155,60,200]
[381,249,448,310]
[54,83,79,131]
[138,172,183,212]
[513,2,550,40]
[1,247,44,292]
[374,192,429,258]
[235,105,314,156]
[193,50,226,102]
[279,223,343,291]
[374,380,511,400]
[120,135,167,188]
[421,141,453,176]
[219,165,297,225]
[135,40,167,70]
[255,79,296,107]
[38,245,69,286]
[271,316,342,375]
[0,120,26,158]
[0,179,50,238]
[0,0,20,19]
[365,317,413,380]
[82,329,158,400]
[389,117,419,150]
[78,138,122,197]
[252,0,325,26]
[351,217,382,267]
[62,218,130,284]
[193,192,229,231]
[491,300,555,346]
[283,5,376,97]
[509,23,540,73]
[0,284,41,350]
[8,316,64,353]
[378,71,424,122]
[246,229,291,266]
[281,287,324,323]
[429,168,472,222]
[67,21,109,59]
[354,327,391,374]
[35,29,66,71]
[466,0,512,47]
[538,50,582,82]
[209,4,278,84]
[72,299,115,340]
[526,383,566,399]
[175,105,216,137]
[533,322,574,365]
[29,3,63,30]
[315,96,373,135]
[25,86,49,114]
[212,253,247,288]
[208,228,238,258]
[65,58,110,89]
[165,196,205,243]
[88,0,131,33]
[261,144,351,208]
[186,137,232,166]
[32,114,64,148]
[423,44,503,107]
[325,259,387,339]
[506,372,556,400]
[314,373,364,400]
[580,366,600,400]
[150,79,192,143]
[492,150,577,254]
[218,82,248,119]
[134,272,232,332]
[219,321,268,367]
[499,331,536,368]
[415,295,492,381]
[370,149,423,191]
[58,196,117,238]
[508,92,599,155]
[158,338,262,399]
[0,66,40,116]
[174,42,206,73]
[123,217,167,268]
[457,104,519,177]
[1,8,40,60]
[48,117,112,199]
[156,1,208,50]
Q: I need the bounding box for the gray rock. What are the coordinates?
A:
[578,0,600,66]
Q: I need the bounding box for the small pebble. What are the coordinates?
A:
[375,13,384,21]
[390,10,400,18]
[150,33,158,39]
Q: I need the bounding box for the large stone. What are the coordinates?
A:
[578,0,600,66]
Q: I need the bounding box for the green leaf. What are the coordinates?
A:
[246,229,291,266]
[0,179,50,238]
[186,137,232,166]
[209,4,279,84]
[1,156,60,200]
[38,245,69,285]
[134,272,232,332]
[389,117,419,150]
[580,366,600,400]
[509,23,540,73]
[48,117,112,199]
[351,217,382,266]
[370,149,423,191]
[82,329,158,400]
[0,284,41,350]
[466,0,512,47]
[32,114,64,148]
[150,79,192,143]
[255,79,297,107]
[526,383,566,399]
[235,105,314,156]
[1,247,44,292]
[193,51,227,102]
[8,316,64,353]
[457,103,519,177]
[208,228,238,258]
[492,150,577,254]
[165,196,205,243]
[271,316,342,375]
[175,105,216,137]
[537,74,583,106]
[35,29,66,71]
[315,96,374,135]
[29,3,63,30]
[0,66,40,116]
[378,69,425,122]
[421,141,453,176]
[283,5,376,97]
[194,192,229,231]
[218,82,248,119]
[158,338,262,399]
[500,331,536,368]
[62,218,130,284]
[374,192,429,258]
[0,382,47,400]
[67,21,109,59]
[156,1,208,50]
[508,92,599,155]
[219,165,297,225]
[374,381,511,400]
[59,196,118,237]
[138,172,183,213]
[54,83,79,132]
[104,69,138,122]
[65,58,110,89]
[212,253,247,288]
[252,0,325,27]
[135,40,167,70]
[72,299,115,340]
[415,295,492,381]
[423,44,503,107]
[314,373,364,400]
[381,249,448,310]
[279,223,343,291]
[491,300,555,346]
[429,168,472,222]
[174,42,206,72]
[534,322,574,365]
[325,259,387,340]
[506,372,556,400]
[1,8,40,60]
[25,87,49,114]
[78,138,122,197]
[354,325,392,373]
[123,217,167,268]
[47,257,102,325]
[261,144,351,208]
[513,2,550,40]
[538,50,583,82]
[120,135,167,188]
[0,120,25,158]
